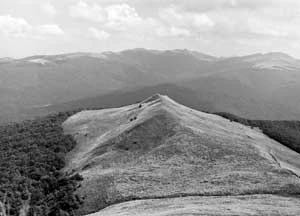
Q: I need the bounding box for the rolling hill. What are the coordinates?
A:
[63,95,300,215]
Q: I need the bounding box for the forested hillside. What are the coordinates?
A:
[0,111,83,216]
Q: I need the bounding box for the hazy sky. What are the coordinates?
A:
[1,0,300,58]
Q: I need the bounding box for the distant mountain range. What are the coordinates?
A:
[1,48,300,123]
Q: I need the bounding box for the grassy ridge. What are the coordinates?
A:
[0,111,83,216]
[1,106,300,216]
[216,112,300,154]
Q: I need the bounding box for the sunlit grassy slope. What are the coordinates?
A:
[63,94,300,215]
[87,195,300,216]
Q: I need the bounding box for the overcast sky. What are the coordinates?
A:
[1,0,300,58]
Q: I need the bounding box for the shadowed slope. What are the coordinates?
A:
[63,95,300,215]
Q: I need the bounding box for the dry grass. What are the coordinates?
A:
[62,94,300,215]
[87,194,300,216]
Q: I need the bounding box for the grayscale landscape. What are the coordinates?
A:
[1,1,300,216]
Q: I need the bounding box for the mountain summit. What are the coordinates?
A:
[63,95,300,216]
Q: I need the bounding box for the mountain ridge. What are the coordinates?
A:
[1,48,300,123]
[2,49,299,62]
[62,94,300,215]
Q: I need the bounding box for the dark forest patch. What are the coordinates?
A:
[0,111,83,216]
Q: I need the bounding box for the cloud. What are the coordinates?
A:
[156,26,192,37]
[153,0,300,40]
[2,0,300,58]
[203,7,300,40]
[0,15,64,39]
[142,0,283,13]
[69,1,216,39]
[70,1,143,31]
[159,6,215,32]
[154,6,215,38]
[37,24,64,35]
[88,27,110,40]
[70,1,106,22]
[41,3,57,17]
[0,15,30,38]
[105,4,142,30]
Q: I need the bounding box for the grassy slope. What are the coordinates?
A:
[63,95,300,215]
[215,112,300,154]
[87,195,300,216]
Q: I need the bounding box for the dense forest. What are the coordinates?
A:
[216,112,300,154]
[0,111,83,216]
